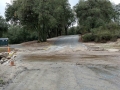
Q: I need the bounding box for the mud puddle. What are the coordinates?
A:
[80,54,117,59]
[23,54,116,62]
[23,55,71,62]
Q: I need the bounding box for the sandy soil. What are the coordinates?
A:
[0,36,120,90]
[83,39,120,52]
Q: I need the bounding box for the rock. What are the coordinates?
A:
[0,53,2,55]
[3,52,9,57]
[0,84,3,87]
[0,54,3,59]
[0,53,8,60]
[7,56,11,59]
[4,59,8,62]
[1,59,4,62]
[1,57,5,60]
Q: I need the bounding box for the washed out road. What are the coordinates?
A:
[1,35,120,90]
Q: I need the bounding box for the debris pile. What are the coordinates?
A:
[0,52,15,64]
[0,53,8,64]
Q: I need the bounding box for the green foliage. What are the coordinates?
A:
[75,0,120,43]
[68,27,77,35]
[82,33,95,42]
[77,26,90,34]
[95,31,114,43]
[4,0,119,44]
[82,31,117,43]
[5,3,19,24]
[0,16,8,37]
[112,3,120,24]
[5,0,75,42]
[74,0,114,32]
[82,22,120,42]
[3,26,37,44]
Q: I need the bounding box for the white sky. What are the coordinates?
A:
[0,0,120,17]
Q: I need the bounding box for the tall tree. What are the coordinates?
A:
[113,3,120,24]
[5,2,19,25]
[59,0,75,35]
[5,0,75,42]
[74,0,114,32]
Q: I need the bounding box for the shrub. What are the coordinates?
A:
[3,26,38,44]
[94,31,113,43]
[114,29,120,38]
[82,33,95,42]
[83,22,120,43]
[82,29,119,43]
[105,22,120,30]
[68,27,76,35]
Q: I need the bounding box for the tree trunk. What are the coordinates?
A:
[65,27,68,35]
[38,30,41,42]
[42,23,47,42]
[56,28,59,36]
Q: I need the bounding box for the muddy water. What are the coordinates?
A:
[23,54,117,62]
[23,55,70,62]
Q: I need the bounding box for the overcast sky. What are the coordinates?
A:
[0,0,120,17]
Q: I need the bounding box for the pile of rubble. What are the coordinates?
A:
[0,51,15,64]
[0,52,9,64]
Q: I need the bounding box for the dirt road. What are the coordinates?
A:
[0,35,120,90]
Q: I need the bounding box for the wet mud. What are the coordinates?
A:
[23,54,118,62]
[23,55,70,62]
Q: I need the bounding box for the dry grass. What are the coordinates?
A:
[0,47,14,53]
[83,39,120,50]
